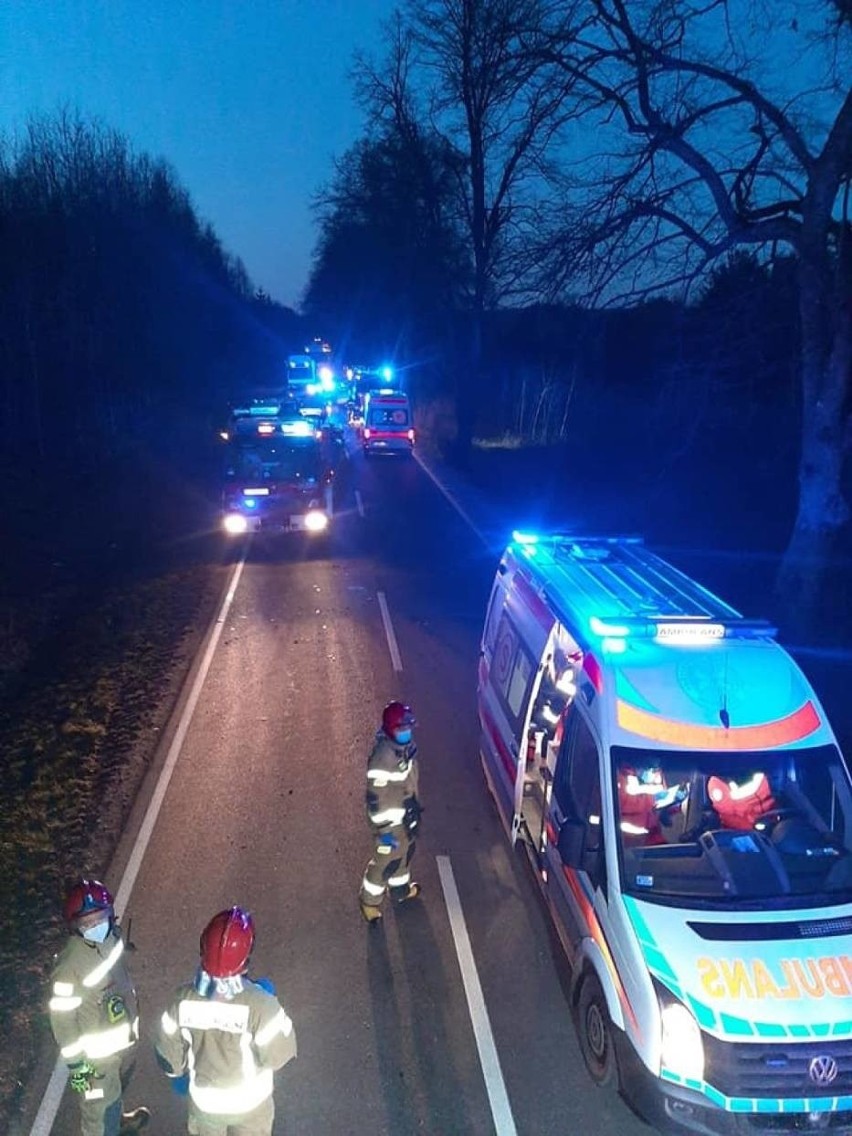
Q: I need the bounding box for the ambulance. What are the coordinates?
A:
[477,534,852,1135]
[361,390,414,456]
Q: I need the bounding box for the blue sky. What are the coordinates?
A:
[0,0,396,308]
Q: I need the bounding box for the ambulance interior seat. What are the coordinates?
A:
[679,773,719,843]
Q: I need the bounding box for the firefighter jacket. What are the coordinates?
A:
[366,730,419,833]
[156,976,297,1117]
[48,927,139,1066]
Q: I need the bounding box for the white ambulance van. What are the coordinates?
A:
[478,534,852,1135]
[361,390,414,456]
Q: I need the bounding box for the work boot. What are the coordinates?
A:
[393,882,421,905]
[119,1107,151,1133]
[360,900,383,925]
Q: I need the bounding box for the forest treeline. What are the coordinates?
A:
[0,112,304,473]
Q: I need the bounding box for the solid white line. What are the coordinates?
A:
[355,489,365,518]
[413,452,491,550]
[29,554,248,1136]
[377,590,403,673]
[437,855,518,1136]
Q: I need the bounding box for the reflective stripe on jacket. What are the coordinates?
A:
[366,732,418,829]
[156,978,296,1116]
[48,929,139,1064]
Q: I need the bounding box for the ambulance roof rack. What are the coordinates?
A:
[510,533,777,642]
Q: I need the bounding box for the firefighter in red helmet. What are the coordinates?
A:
[48,879,149,1135]
[155,907,297,1136]
[359,700,423,923]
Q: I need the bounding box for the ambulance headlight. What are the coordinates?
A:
[660,1001,704,1081]
[223,513,248,535]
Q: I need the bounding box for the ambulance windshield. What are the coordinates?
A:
[612,744,852,909]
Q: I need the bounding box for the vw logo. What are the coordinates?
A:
[808,1056,839,1087]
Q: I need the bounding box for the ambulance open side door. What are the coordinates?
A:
[510,621,558,848]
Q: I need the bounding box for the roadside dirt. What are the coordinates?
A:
[0,452,226,1131]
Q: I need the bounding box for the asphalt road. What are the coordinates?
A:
[44,444,653,1136]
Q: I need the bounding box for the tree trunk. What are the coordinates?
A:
[776,255,851,628]
[453,308,482,465]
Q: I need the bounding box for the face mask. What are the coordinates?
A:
[395,729,412,745]
[82,920,110,944]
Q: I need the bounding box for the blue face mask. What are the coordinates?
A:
[82,920,111,944]
[395,729,412,745]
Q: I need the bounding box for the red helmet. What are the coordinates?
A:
[200,907,255,978]
[64,879,114,927]
[382,700,416,736]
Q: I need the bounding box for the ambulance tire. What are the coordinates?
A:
[577,973,617,1088]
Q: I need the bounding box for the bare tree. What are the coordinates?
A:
[362,0,573,452]
[540,0,852,616]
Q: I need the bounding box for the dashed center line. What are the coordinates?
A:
[377,590,403,672]
[437,855,518,1136]
[355,489,365,518]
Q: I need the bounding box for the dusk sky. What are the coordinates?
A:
[1,0,396,309]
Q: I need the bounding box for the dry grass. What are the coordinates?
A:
[0,448,224,1131]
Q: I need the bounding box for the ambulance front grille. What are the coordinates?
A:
[703,1035,852,1099]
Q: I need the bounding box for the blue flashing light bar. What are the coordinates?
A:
[590,615,630,637]
[507,533,777,644]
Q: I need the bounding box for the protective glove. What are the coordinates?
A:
[169,1073,190,1096]
[378,832,399,851]
[68,1061,97,1094]
[403,797,424,834]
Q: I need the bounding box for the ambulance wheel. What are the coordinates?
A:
[577,973,617,1088]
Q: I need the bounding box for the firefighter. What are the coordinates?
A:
[48,879,149,1136]
[155,906,297,1136]
[359,700,423,924]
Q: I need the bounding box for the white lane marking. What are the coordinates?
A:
[377,590,403,673]
[29,553,248,1136]
[437,856,518,1136]
[355,489,365,518]
[413,452,491,550]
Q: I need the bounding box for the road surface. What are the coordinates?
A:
[40,444,654,1136]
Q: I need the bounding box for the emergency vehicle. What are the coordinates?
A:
[361,390,414,456]
[220,413,337,537]
[478,534,852,1135]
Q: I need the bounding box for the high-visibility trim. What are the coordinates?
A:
[189,1064,273,1116]
[53,981,75,997]
[84,1088,105,1101]
[367,766,410,782]
[189,1069,274,1116]
[82,938,124,988]
[616,699,821,750]
[60,1019,136,1060]
[49,994,83,1012]
[160,1011,179,1036]
[178,998,249,1034]
[387,871,410,886]
[255,1009,293,1047]
[361,877,385,897]
[370,807,405,825]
